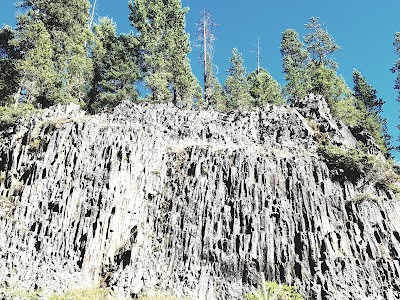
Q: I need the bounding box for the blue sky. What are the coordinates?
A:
[2,0,400,157]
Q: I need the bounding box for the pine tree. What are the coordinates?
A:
[16,19,57,106]
[0,26,20,106]
[213,82,228,111]
[15,0,93,106]
[353,69,384,113]
[224,48,252,109]
[280,29,310,101]
[203,55,227,109]
[248,68,285,106]
[353,69,390,152]
[167,0,201,106]
[281,21,353,126]
[391,32,400,103]
[310,64,348,99]
[129,0,200,106]
[391,32,400,146]
[303,18,353,117]
[192,55,228,110]
[89,17,140,112]
[304,17,341,70]
[129,0,167,102]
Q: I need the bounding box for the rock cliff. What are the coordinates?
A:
[0,95,399,299]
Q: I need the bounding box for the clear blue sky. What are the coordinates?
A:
[2,0,400,157]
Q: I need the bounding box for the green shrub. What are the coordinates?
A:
[365,159,400,198]
[318,143,400,193]
[138,291,192,300]
[246,281,303,300]
[0,104,36,125]
[352,192,380,202]
[0,172,6,183]
[30,138,42,151]
[0,288,40,300]
[388,182,400,197]
[317,143,375,182]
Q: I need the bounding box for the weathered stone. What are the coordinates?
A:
[295,94,357,149]
[0,96,399,299]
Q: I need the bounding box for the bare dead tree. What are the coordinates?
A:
[196,9,218,106]
[257,36,261,75]
[251,37,262,75]
[89,0,97,28]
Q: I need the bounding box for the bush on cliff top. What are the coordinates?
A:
[0,104,36,125]
[318,143,400,197]
[317,143,374,182]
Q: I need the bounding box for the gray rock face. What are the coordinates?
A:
[0,96,399,299]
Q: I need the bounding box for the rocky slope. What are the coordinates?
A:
[0,95,399,299]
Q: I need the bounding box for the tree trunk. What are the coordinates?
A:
[13,87,21,107]
[257,37,260,75]
[260,272,267,300]
[89,0,97,28]
[203,13,208,106]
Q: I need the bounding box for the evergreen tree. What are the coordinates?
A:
[16,19,57,106]
[167,0,201,106]
[281,20,356,129]
[89,17,140,112]
[278,37,356,127]
[303,18,354,121]
[391,32,400,146]
[129,0,168,102]
[391,32,400,103]
[129,0,200,106]
[308,63,352,108]
[224,48,252,109]
[202,55,215,108]
[280,29,310,101]
[200,55,227,110]
[15,0,93,106]
[353,69,384,113]
[214,82,228,111]
[247,68,285,106]
[304,17,341,70]
[0,26,20,106]
[353,69,390,152]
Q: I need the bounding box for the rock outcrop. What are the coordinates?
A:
[0,95,399,299]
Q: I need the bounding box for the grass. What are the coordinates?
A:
[0,288,41,300]
[246,281,304,300]
[0,288,190,300]
[50,288,114,300]
[138,291,192,300]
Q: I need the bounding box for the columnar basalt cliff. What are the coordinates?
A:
[0,95,399,299]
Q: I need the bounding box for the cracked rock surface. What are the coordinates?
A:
[0,96,399,299]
